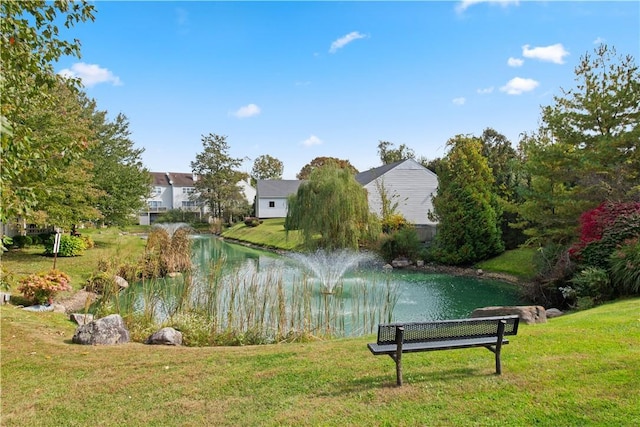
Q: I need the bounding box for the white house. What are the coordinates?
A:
[355,159,438,241]
[139,172,255,225]
[254,159,439,241]
[255,180,303,219]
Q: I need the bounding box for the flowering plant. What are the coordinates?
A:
[17,269,72,305]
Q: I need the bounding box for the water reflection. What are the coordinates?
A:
[192,237,523,323]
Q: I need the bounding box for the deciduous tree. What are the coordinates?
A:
[286,166,380,250]
[296,157,358,180]
[1,0,96,222]
[377,141,415,165]
[190,134,246,220]
[251,154,283,184]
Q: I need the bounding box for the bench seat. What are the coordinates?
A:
[368,336,510,355]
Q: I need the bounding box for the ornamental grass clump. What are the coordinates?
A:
[17,269,71,305]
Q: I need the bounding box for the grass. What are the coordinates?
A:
[1,297,638,426]
[1,228,147,294]
[222,218,304,251]
[475,247,538,280]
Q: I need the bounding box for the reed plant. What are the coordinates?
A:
[93,255,400,346]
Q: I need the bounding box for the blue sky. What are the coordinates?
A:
[56,1,639,179]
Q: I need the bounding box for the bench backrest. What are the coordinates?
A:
[376,315,520,345]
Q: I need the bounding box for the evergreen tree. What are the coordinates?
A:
[519,45,640,245]
[430,135,504,265]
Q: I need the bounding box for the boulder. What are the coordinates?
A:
[72,314,130,345]
[546,308,564,319]
[114,275,129,290]
[391,258,412,268]
[70,313,94,325]
[471,305,547,325]
[145,327,183,346]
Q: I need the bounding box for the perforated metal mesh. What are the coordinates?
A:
[376,315,519,345]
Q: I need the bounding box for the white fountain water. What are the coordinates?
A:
[288,249,377,294]
[153,222,191,237]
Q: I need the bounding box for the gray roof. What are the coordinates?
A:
[355,159,406,185]
[256,180,303,198]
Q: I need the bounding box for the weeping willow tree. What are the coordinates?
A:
[285,166,380,251]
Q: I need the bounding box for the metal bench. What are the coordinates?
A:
[367,315,520,386]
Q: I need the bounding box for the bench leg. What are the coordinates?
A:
[495,319,506,375]
[395,326,404,386]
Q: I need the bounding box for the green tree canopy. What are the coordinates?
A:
[377,141,415,165]
[190,134,246,220]
[83,98,151,226]
[518,45,640,245]
[251,154,283,184]
[1,0,96,222]
[286,166,380,251]
[296,157,358,180]
[430,135,504,265]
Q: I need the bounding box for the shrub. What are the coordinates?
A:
[1,236,13,251]
[378,227,422,263]
[569,201,640,269]
[569,267,613,305]
[381,213,408,234]
[243,217,262,227]
[44,235,87,257]
[80,235,95,249]
[17,269,72,304]
[609,238,640,295]
[35,233,54,245]
[12,235,32,248]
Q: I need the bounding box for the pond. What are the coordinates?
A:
[182,236,524,336]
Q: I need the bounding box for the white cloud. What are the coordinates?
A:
[329,31,366,54]
[452,97,466,106]
[522,43,569,64]
[301,135,323,147]
[233,104,261,118]
[456,0,519,13]
[58,63,122,87]
[507,57,524,67]
[175,8,188,26]
[500,77,539,95]
[477,87,494,94]
[593,37,606,45]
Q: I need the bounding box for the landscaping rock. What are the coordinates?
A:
[471,305,547,325]
[70,313,94,325]
[546,308,564,319]
[114,275,129,289]
[391,258,411,268]
[72,314,130,345]
[145,327,183,346]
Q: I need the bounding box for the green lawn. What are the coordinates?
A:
[475,247,538,279]
[222,218,304,251]
[1,298,638,426]
[1,228,147,294]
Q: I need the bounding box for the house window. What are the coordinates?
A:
[182,187,195,194]
[182,201,197,208]
[152,187,162,196]
[149,201,162,209]
[269,201,275,208]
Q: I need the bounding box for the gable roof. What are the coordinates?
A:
[355,158,436,185]
[256,180,303,198]
[151,172,195,187]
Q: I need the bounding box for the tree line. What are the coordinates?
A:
[2,2,638,308]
